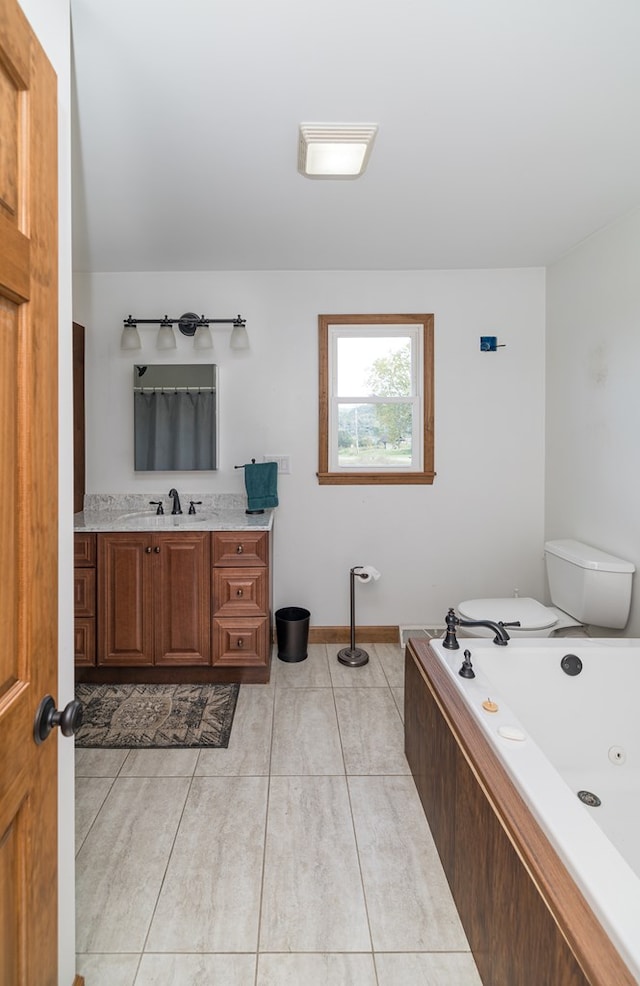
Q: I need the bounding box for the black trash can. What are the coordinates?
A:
[276,606,310,662]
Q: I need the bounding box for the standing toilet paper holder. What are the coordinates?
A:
[337,565,381,668]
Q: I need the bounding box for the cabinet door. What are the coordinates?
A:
[98,534,154,665]
[74,568,96,666]
[154,533,211,665]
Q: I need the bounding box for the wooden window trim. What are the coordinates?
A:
[318,313,435,485]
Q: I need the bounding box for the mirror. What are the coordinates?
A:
[133,364,218,471]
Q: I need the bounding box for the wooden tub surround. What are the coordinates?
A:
[404,639,637,986]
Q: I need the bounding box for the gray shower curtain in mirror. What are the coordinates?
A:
[134,391,216,470]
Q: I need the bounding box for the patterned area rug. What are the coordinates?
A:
[74,683,239,749]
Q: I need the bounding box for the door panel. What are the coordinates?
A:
[0,0,59,982]
[0,298,18,698]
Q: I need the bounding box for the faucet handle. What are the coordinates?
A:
[458,649,475,679]
[149,500,164,515]
[443,607,460,650]
[188,500,203,515]
[499,621,521,628]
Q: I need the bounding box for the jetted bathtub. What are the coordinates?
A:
[405,636,640,986]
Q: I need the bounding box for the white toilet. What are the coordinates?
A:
[458,539,635,638]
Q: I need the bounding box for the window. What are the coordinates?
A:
[318,313,435,485]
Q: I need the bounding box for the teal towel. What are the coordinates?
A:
[244,461,278,511]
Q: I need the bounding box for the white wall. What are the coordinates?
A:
[16,0,75,983]
[74,267,546,627]
[546,208,640,635]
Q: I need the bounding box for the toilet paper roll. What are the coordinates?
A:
[356,564,381,583]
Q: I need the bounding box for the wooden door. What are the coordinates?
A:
[97,534,154,665]
[0,0,59,983]
[154,533,211,665]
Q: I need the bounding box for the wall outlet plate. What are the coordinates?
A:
[264,455,290,474]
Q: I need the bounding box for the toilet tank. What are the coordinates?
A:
[544,539,635,629]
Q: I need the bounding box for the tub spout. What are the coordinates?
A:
[459,617,513,646]
[443,607,519,648]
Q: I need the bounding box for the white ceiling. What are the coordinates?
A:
[71,0,640,273]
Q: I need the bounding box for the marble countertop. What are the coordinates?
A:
[74,493,275,533]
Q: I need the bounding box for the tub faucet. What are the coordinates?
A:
[442,607,519,648]
[168,488,182,515]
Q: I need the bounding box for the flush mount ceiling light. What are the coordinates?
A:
[298,123,378,179]
[120,312,249,352]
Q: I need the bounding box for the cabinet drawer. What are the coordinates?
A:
[213,531,268,567]
[74,532,96,567]
[74,568,95,618]
[75,618,95,666]
[212,617,270,667]
[213,567,267,617]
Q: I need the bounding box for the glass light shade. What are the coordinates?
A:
[193,324,213,350]
[230,323,250,350]
[120,324,141,350]
[156,324,176,350]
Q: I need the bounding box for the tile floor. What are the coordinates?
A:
[75,642,483,986]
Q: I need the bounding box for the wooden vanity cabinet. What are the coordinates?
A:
[75,526,272,682]
[97,532,211,666]
[74,533,96,665]
[212,531,271,669]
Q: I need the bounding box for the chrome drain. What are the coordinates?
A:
[577,790,601,807]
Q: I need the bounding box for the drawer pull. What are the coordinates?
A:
[154,546,161,553]
[236,637,244,648]
[145,546,152,554]
[236,588,244,597]
[236,544,244,554]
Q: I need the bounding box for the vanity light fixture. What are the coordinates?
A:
[120,312,248,351]
[298,123,378,179]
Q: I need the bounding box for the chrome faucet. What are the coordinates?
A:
[168,488,182,515]
[442,607,519,648]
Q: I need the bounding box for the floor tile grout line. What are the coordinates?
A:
[138,768,197,959]
[74,772,117,858]
[253,645,279,982]
[327,644,350,781]
[331,643,385,985]
[130,949,145,985]
[343,772,381,984]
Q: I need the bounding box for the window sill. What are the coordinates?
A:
[317,471,436,486]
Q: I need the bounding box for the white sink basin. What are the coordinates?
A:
[114,511,217,528]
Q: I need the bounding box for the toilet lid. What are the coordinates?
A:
[458,597,558,631]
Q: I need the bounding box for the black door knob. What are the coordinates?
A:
[33,695,83,745]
